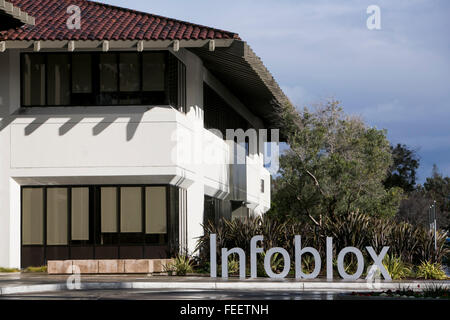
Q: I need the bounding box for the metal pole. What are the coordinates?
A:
[433,201,437,252]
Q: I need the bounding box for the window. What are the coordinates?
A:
[22,188,44,245]
[101,187,118,233]
[120,53,141,105]
[21,185,177,267]
[22,54,45,106]
[145,187,167,234]
[71,188,89,241]
[47,188,68,245]
[261,179,265,193]
[120,187,142,233]
[99,53,119,105]
[21,52,186,111]
[142,52,166,105]
[72,54,92,94]
[47,54,70,105]
[143,53,165,92]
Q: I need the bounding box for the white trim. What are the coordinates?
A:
[68,40,75,52]
[209,40,215,52]
[102,40,109,52]
[173,40,180,52]
[33,41,41,52]
[0,39,234,52]
[137,40,144,52]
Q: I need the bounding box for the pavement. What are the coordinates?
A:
[0,273,449,299]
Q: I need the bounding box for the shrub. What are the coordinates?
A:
[165,255,194,276]
[195,213,450,277]
[382,255,412,280]
[24,266,47,273]
[415,261,447,280]
[301,253,316,275]
[0,267,20,273]
[217,256,241,276]
[257,251,285,277]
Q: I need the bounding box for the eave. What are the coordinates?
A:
[0,0,35,26]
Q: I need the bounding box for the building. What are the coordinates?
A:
[0,0,289,269]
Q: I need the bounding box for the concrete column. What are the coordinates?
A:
[186,181,205,255]
[0,51,12,268]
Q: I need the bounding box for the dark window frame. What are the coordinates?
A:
[20,184,178,266]
[20,51,186,112]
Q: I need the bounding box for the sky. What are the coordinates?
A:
[98,0,450,183]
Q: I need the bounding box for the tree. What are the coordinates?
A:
[383,144,420,193]
[269,100,403,225]
[395,186,432,227]
[423,165,450,230]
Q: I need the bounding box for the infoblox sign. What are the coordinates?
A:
[209,234,392,281]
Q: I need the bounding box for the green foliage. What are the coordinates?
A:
[300,254,316,275]
[270,100,403,222]
[227,257,240,275]
[24,266,47,273]
[257,252,285,277]
[0,267,20,273]
[384,144,420,193]
[196,214,450,276]
[165,255,194,276]
[382,255,412,280]
[217,256,241,276]
[415,261,447,280]
[423,165,450,230]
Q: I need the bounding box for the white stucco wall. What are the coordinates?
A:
[0,47,270,267]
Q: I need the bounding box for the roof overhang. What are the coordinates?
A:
[190,40,290,133]
[0,0,35,26]
[0,37,289,137]
[0,38,234,52]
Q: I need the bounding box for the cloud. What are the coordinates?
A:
[97,0,450,181]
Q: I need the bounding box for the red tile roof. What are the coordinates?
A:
[0,0,240,41]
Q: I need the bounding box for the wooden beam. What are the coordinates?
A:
[12,5,20,16]
[2,39,235,51]
[27,16,35,25]
[4,1,12,13]
[209,40,215,52]
[137,40,144,52]
[102,40,109,52]
[68,40,75,52]
[173,40,180,52]
[0,42,6,53]
[33,41,41,52]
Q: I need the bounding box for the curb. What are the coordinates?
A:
[1,281,449,295]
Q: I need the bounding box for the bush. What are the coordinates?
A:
[382,255,412,280]
[165,255,194,276]
[415,261,447,280]
[217,256,241,276]
[24,266,47,273]
[0,267,20,273]
[196,213,450,277]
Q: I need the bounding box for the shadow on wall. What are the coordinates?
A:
[0,107,151,141]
